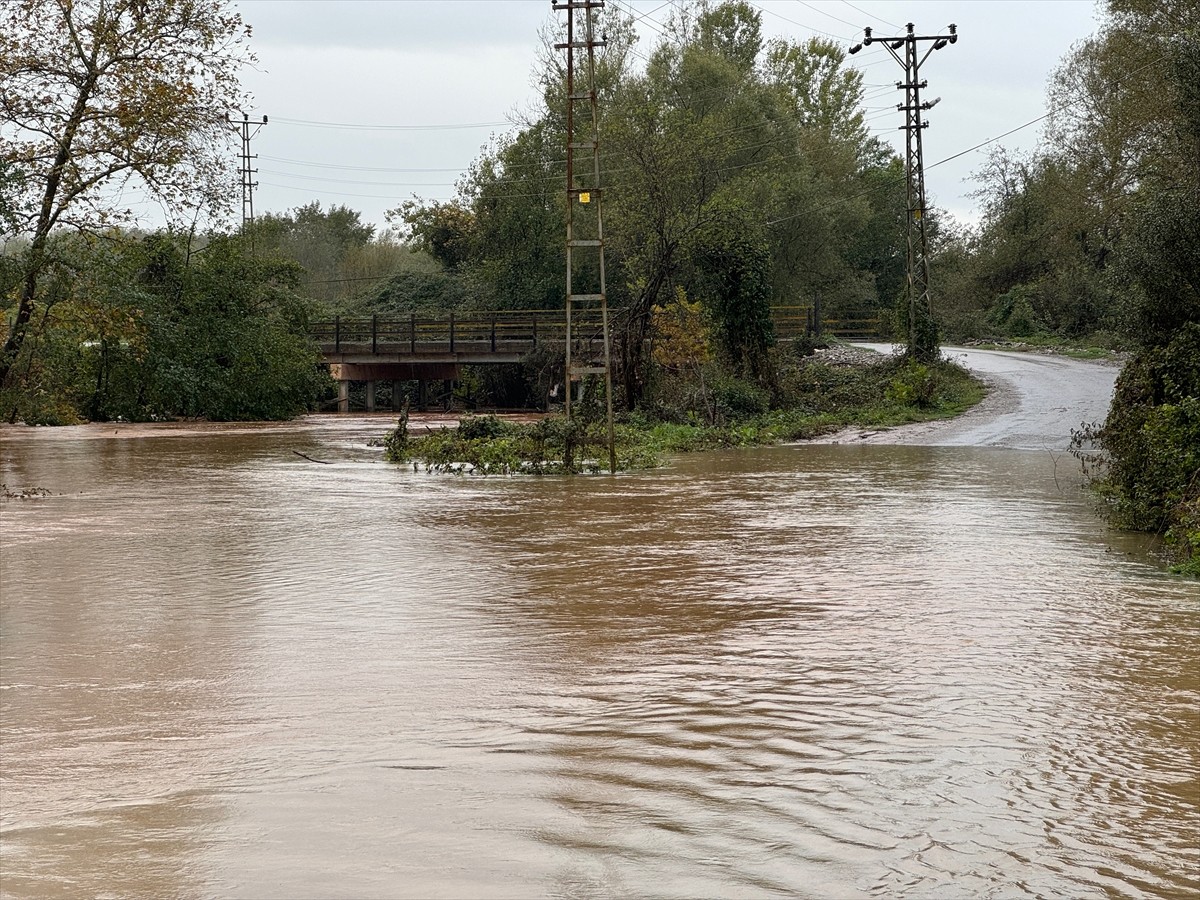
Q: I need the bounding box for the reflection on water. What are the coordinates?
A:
[2,420,1197,899]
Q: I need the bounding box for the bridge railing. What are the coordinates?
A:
[313,310,617,356]
[770,306,883,340]
[311,306,883,355]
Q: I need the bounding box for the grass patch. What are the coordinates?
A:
[963,332,1126,360]
[385,356,985,475]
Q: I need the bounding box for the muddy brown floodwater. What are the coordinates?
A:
[1,350,1197,899]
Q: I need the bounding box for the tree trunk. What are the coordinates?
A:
[0,67,96,388]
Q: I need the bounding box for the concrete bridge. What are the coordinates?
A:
[311,306,880,412]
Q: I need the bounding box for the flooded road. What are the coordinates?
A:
[830,344,1123,451]
[1,354,1197,899]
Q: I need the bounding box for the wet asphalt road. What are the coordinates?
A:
[833,344,1121,452]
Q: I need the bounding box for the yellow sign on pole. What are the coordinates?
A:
[579,191,591,204]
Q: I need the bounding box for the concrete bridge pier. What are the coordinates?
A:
[329,362,460,414]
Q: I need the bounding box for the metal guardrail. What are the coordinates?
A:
[310,307,882,355]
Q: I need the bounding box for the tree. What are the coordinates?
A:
[690,201,774,383]
[136,233,326,421]
[764,37,868,155]
[0,0,252,387]
[0,228,326,424]
[390,0,894,410]
[250,202,379,308]
[392,200,476,272]
[1048,0,1200,571]
[0,159,24,235]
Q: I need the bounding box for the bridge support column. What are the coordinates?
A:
[391,380,403,411]
[338,381,350,414]
[365,380,376,413]
[417,380,427,412]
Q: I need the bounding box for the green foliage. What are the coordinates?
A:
[1063,10,1200,572]
[1078,324,1200,574]
[387,413,616,475]
[455,413,513,442]
[439,121,568,312]
[710,374,770,418]
[382,401,411,462]
[764,37,867,149]
[0,160,25,236]
[0,229,328,423]
[245,202,430,313]
[1108,183,1200,348]
[386,355,984,476]
[390,201,476,272]
[885,361,935,408]
[359,270,470,316]
[690,202,776,383]
[390,0,904,408]
[940,0,1199,573]
[777,355,982,419]
[137,234,328,420]
[893,288,941,363]
[693,0,762,74]
[989,285,1044,338]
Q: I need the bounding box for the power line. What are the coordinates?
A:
[752,3,852,43]
[260,154,469,173]
[925,49,1172,172]
[839,0,902,31]
[793,0,861,32]
[270,116,509,131]
[258,168,459,188]
[926,115,1051,171]
[611,0,671,34]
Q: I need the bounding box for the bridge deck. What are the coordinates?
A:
[312,307,881,364]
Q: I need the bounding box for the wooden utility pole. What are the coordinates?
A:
[554,0,616,473]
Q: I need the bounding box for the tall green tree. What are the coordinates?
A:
[0,0,251,387]
[395,0,899,407]
[137,233,326,420]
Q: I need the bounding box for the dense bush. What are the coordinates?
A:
[0,230,329,423]
[1080,323,1200,575]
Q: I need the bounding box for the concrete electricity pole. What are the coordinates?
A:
[226,112,267,228]
[851,24,956,362]
[554,0,616,473]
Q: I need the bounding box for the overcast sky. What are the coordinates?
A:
[177,0,1104,234]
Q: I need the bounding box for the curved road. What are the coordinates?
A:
[830,344,1121,451]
